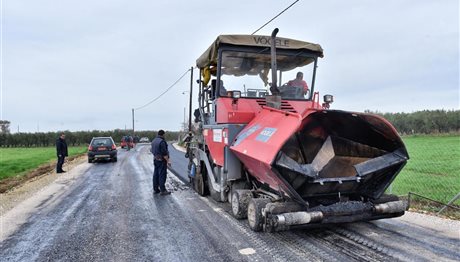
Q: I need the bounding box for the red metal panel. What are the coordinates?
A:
[230,107,304,194]
[235,153,293,196]
[215,97,321,124]
[203,128,226,166]
[215,98,260,124]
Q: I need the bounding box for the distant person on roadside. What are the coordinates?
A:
[56,132,68,173]
[126,134,133,150]
[287,71,309,95]
[184,131,193,158]
[150,130,171,195]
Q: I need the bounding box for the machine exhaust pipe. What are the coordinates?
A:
[269,28,279,95]
[374,200,408,214]
[265,28,282,109]
[275,211,323,227]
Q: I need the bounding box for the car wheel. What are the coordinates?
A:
[88,158,93,163]
[112,157,117,162]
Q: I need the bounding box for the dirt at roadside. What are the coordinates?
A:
[0,155,86,214]
[0,155,85,193]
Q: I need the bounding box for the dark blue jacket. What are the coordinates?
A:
[56,138,68,157]
[151,136,168,161]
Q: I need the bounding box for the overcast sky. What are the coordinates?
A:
[2,0,458,133]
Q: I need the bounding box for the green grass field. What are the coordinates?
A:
[0,146,87,180]
[390,135,460,204]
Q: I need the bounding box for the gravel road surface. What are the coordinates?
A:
[0,143,458,262]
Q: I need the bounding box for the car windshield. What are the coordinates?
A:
[219,49,316,100]
[92,138,112,146]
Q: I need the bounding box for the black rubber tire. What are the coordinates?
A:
[88,158,93,163]
[231,190,252,219]
[247,198,270,232]
[194,172,206,196]
[112,158,117,162]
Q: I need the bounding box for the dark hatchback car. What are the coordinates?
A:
[88,137,117,163]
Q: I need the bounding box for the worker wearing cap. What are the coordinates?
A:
[151,130,171,195]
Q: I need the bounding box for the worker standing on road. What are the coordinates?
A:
[151,130,171,195]
[55,132,68,173]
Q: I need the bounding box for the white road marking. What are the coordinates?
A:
[239,248,256,255]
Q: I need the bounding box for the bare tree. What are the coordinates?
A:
[0,120,10,134]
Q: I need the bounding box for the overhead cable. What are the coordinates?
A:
[135,68,191,111]
[251,0,300,35]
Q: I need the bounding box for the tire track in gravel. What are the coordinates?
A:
[338,222,460,261]
[35,160,123,262]
[0,162,113,262]
[131,145,261,261]
[305,229,393,262]
[136,145,319,261]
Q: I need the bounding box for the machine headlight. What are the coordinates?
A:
[232,91,241,99]
[323,94,334,103]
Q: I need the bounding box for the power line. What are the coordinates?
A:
[251,0,300,35]
[134,68,191,111]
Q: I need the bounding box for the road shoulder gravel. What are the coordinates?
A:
[0,156,90,241]
[395,211,460,239]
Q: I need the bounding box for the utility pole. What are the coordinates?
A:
[132,108,135,134]
[188,66,193,132]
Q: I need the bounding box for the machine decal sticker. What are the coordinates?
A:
[213,129,223,142]
[233,124,260,146]
[255,127,277,142]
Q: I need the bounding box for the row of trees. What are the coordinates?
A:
[0,129,180,148]
[0,109,457,147]
[371,109,459,135]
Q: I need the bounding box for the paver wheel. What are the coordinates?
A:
[231,190,252,219]
[247,198,270,232]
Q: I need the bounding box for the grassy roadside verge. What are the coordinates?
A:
[0,146,87,180]
[389,135,460,218]
[391,135,460,203]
